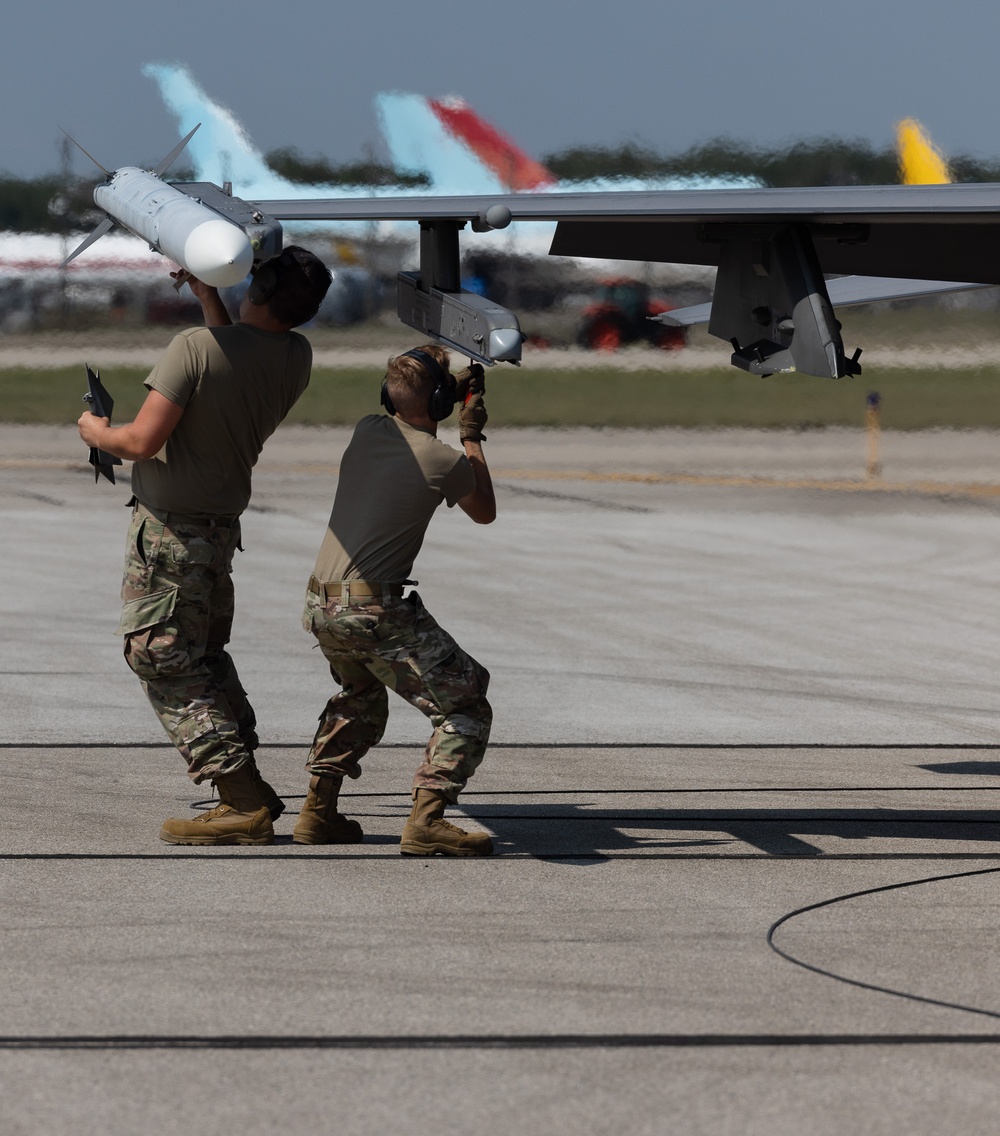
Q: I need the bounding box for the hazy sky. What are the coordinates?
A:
[5,0,1000,178]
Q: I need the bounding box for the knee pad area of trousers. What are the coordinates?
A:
[124,625,191,681]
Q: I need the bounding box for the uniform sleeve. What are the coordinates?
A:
[278,334,312,420]
[440,454,476,507]
[143,331,202,408]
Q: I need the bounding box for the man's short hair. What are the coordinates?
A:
[385,344,452,414]
[257,246,333,327]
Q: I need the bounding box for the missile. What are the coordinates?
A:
[91,167,253,287]
[62,126,262,288]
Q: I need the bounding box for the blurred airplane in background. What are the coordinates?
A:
[144,63,758,269]
[896,118,953,185]
[145,62,759,202]
[0,230,196,331]
[374,91,759,194]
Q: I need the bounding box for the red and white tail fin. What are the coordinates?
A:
[427,96,557,191]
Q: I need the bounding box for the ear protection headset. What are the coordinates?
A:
[247,248,321,322]
[381,349,456,421]
[247,250,294,305]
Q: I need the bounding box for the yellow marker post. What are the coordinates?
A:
[866,391,882,479]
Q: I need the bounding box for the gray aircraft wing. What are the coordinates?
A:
[257,182,1000,284]
[256,182,1000,378]
[658,276,991,328]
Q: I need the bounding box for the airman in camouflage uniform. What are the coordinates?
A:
[304,586,492,799]
[118,505,258,783]
[78,249,332,845]
[295,346,497,855]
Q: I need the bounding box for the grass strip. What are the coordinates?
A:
[5,365,1000,430]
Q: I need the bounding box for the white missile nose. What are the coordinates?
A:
[182,219,254,288]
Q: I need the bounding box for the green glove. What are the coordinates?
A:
[457,364,487,442]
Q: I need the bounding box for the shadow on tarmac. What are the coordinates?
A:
[444,803,1000,859]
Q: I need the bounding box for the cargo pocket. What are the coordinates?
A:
[119,586,184,681]
[118,587,178,637]
[417,648,489,715]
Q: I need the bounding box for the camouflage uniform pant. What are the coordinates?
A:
[303,586,492,803]
[118,502,257,783]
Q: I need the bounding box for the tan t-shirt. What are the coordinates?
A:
[131,323,312,517]
[313,414,475,583]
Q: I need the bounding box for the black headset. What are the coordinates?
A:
[247,248,321,321]
[247,250,292,305]
[381,349,456,421]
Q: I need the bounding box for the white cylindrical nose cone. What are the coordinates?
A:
[183,219,254,288]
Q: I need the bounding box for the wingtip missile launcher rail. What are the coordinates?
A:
[398,213,523,366]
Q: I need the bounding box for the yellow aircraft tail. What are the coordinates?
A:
[896,118,952,184]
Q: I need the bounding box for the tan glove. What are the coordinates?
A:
[456,363,488,442]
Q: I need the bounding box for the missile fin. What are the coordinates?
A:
[59,128,111,176]
[152,123,201,177]
[60,217,116,268]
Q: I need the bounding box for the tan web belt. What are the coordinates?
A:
[308,576,407,602]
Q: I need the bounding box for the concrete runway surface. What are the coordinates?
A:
[5,423,1000,1134]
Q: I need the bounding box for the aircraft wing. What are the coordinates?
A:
[257,182,1000,379]
[659,276,991,328]
[257,182,1000,285]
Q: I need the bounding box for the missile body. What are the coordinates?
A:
[93,168,254,288]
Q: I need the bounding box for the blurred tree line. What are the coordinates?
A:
[0,177,82,232]
[5,137,1000,232]
[543,137,1000,186]
[264,147,429,188]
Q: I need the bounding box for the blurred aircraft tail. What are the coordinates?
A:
[143,62,292,196]
[147,63,535,198]
[376,92,555,194]
[897,118,953,185]
[425,95,557,191]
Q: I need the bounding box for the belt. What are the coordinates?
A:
[134,500,239,529]
[308,576,408,602]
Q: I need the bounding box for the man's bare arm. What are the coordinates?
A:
[457,441,496,524]
[77,388,185,461]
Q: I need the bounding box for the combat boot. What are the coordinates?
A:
[159,764,274,846]
[400,788,493,857]
[245,754,285,821]
[292,775,363,845]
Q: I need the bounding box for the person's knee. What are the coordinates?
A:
[440,708,491,742]
[422,650,490,708]
[124,625,193,682]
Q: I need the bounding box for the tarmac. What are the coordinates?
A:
[5,421,1000,1134]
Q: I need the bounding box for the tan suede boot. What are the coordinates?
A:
[159,765,274,846]
[400,788,493,857]
[292,775,363,845]
[245,755,285,821]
